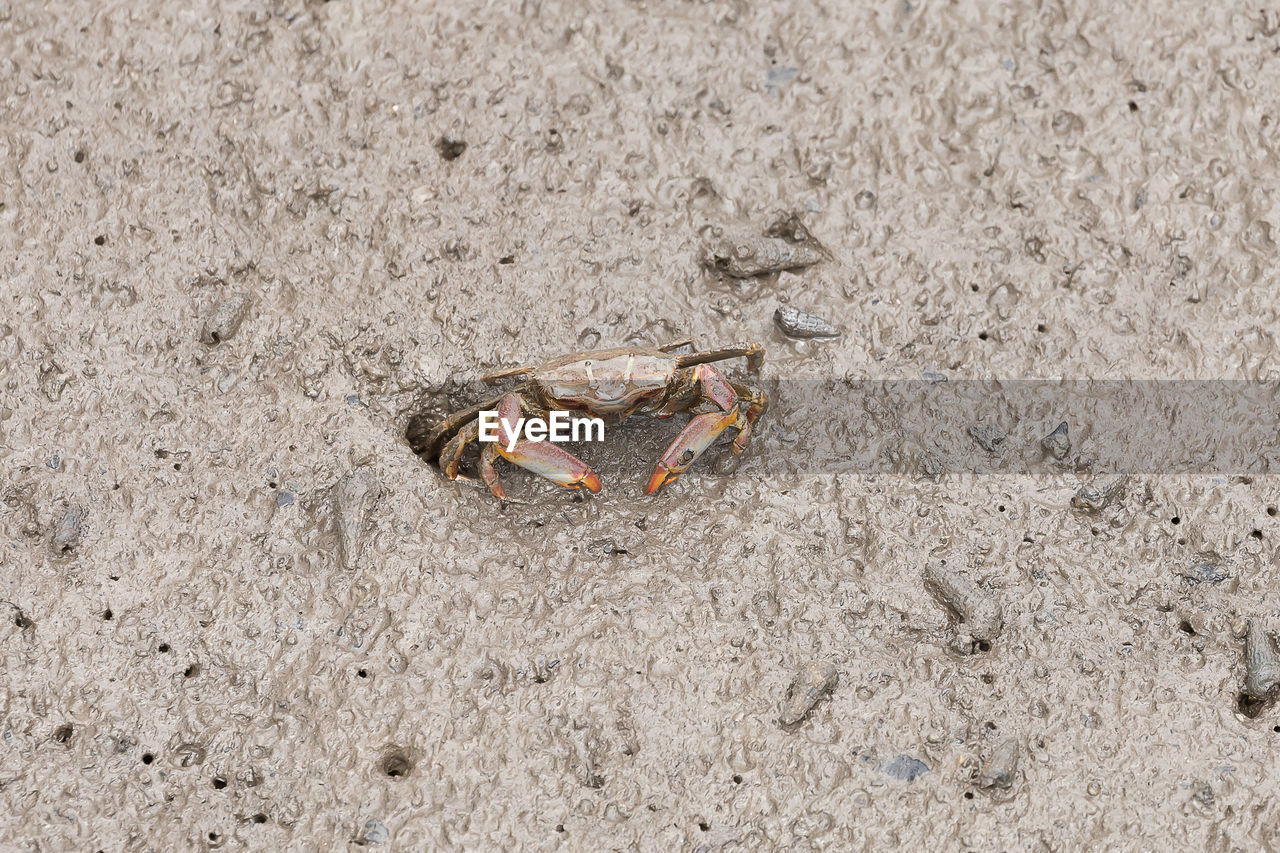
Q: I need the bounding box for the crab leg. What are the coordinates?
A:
[488,393,602,498]
[439,420,481,478]
[645,408,740,494]
[728,381,768,454]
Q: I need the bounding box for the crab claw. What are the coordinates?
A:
[498,439,602,494]
[645,409,739,495]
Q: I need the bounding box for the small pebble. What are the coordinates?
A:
[1041,421,1071,459]
[923,561,1003,651]
[200,293,250,345]
[978,738,1020,789]
[360,817,390,845]
[881,754,929,782]
[779,661,838,728]
[50,504,85,555]
[774,305,839,339]
[1179,560,1227,585]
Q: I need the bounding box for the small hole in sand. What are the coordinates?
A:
[976,640,991,653]
[53,724,74,743]
[184,663,200,678]
[142,752,154,764]
[1268,506,1277,517]
[212,777,227,789]
[436,137,467,161]
[1251,529,1263,539]
[158,643,170,653]
[380,750,413,778]
[1036,323,1047,332]
[1179,620,1195,635]
[977,331,989,341]
[732,774,743,784]
[357,669,368,678]
[74,149,85,163]
[698,821,710,832]
[251,813,268,824]
[94,235,105,246]
[964,791,974,800]
[1170,516,1180,525]
[1237,693,1267,719]
[102,608,113,620]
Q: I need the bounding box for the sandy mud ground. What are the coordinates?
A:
[3,0,1280,849]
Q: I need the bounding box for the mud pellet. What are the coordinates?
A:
[779,662,838,728]
[1244,620,1280,700]
[969,423,1005,453]
[1041,421,1071,459]
[704,236,825,278]
[50,504,85,555]
[978,738,1020,789]
[200,293,250,344]
[774,305,840,339]
[923,562,1003,646]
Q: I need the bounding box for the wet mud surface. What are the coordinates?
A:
[3,0,1280,849]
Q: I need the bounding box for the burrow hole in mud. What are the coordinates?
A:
[141,752,154,765]
[1268,506,1278,517]
[357,668,368,678]
[14,612,33,629]
[1128,100,1139,112]
[1036,323,1047,333]
[212,777,227,790]
[94,235,105,246]
[732,774,743,784]
[158,643,170,653]
[976,640,991,653]
[964,791,975,800]
[698,821,711,832]
[1179,620,1195,635]
[74,149,85,163]
[997,504,1005,512]
[978,331,989,341]
[184,663,201,678]
[555,825,565,833]
[436,136,467,160]
[251,813,267,824]
[380,750,413,778]
[1237,693,1271,719]
[102,608,113,620]
[1170,516,1181,525]
[53,724,74,744]
[1252,529,1263,540]
[208,832,219,842]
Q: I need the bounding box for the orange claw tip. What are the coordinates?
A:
[644,466,673,495]
[581,471,603,493]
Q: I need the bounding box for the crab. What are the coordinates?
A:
[409,341,767,499]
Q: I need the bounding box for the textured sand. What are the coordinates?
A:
[3,0,1280,850]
